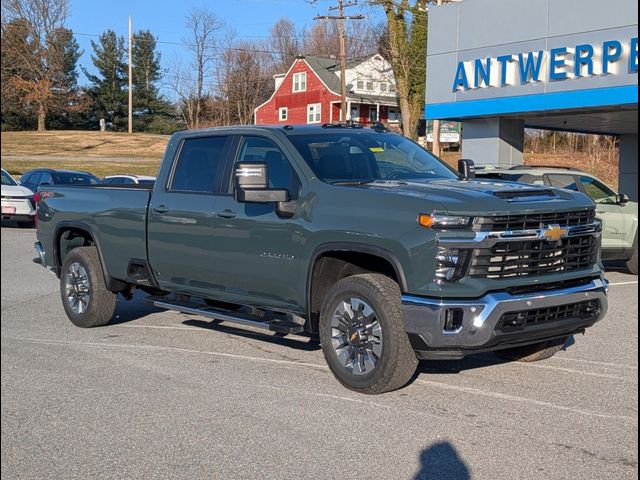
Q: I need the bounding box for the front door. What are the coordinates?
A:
[209,135,306,312]
[147,134,233,296]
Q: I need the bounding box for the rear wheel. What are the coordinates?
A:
[60,246,116,328]
[494,336,568,362]
[319,274,418,394]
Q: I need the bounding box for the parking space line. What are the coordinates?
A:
[608,281,638,286]
[4,335,637,424]
[117,324,636,381]
[512,362,633,381]
[553,357,638,370]
[415,380,637,423]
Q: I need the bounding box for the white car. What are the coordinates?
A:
[103,174,156,185]
[1,169,36,227]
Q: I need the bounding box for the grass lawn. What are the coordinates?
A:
[0,130,619,189]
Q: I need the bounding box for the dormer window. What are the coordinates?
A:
[293,72,307,92]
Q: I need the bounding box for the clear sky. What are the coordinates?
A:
[66,0,383,91]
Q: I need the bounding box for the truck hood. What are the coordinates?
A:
[357,178,595,215]
[1,184,34,197]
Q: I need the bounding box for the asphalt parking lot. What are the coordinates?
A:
[1,226,637,480]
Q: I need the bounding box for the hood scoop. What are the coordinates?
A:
[493,189,556,200]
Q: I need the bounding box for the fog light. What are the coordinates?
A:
[444,308,464,332]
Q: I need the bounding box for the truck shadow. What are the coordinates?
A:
[182,318,321,352]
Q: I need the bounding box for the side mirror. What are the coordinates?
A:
[616,193,630,205]
[458,159,475,180]
[234,162,289,203]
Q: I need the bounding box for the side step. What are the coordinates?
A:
[152,299,305,335]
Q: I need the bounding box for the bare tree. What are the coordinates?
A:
[269,18,301,71]
[373,0,427,139]
[182,8,223,129]
[2,0,82,131]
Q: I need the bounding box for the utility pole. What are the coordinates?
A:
[128,15,133,135]
[431,0,443,155]
[314,1,363,123]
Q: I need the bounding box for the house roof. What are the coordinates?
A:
[304,56,342,94]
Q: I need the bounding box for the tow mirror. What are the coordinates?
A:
[458,159,475,180]
[234,162,289,203]
[616,193,630,205]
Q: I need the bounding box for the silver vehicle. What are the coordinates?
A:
[1,169,36,227]
[103,174,156,185]
[475,165,638,274]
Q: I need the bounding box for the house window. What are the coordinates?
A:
[278,107,288,121]
[307,103,321,124]
[380,83,387,92]
[366,81,374,91]
[389,84,396,94]
[292,72,307,92]
[356,80,364,90]
[388,108,399,121]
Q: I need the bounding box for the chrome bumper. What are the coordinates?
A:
[402,278,608,356]
[33,241,47,268]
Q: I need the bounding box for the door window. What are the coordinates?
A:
[546,174,579,191]
[236,137,300,198]
[579,176,616,203]
[169,136,229,193]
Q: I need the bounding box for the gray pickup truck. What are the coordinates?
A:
[34,125,608,394]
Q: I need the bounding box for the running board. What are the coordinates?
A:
[152,300,305,334]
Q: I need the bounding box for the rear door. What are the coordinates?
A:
[147,134,233,295]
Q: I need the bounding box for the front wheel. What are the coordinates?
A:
[494,336,569,362]
[319,274,418,394]
[60,246,116,328]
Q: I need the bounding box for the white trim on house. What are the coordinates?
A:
[307,103,322,124]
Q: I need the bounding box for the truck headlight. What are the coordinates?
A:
[418,214,473,229]
[435,247,471,284]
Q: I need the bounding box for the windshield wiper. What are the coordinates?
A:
[331,179,376,186]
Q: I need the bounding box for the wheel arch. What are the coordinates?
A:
[54,221,127,292]
[305,242,408,333]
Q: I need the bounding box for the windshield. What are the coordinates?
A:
[288,131,459,184]
[1,170,17,186]
[52,172,101,185]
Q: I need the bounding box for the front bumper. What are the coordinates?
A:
[402,277,608,360]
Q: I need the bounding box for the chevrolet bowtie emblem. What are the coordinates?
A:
[543,224,569,242]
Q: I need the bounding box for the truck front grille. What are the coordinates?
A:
[496,300,601,332]
[468,235,598,279]
[474,210,596,232]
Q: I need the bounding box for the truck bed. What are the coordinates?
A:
[37,185,152,282]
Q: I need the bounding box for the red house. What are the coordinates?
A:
[254,54,401,128]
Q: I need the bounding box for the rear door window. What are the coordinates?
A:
[170,136,230,193]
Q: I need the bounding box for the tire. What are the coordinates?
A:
[60,246,116,328]
[494,336,568,362]
[319,273,418,394]
[626,242,638,275]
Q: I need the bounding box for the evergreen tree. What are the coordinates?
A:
[131,29,174,131]
[84,30,127,130]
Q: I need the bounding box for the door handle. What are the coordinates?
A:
[152,205,169,214]
[216,209,236,219]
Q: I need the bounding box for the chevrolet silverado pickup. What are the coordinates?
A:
[34,125,609,394]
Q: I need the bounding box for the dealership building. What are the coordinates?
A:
[425,0,638,200]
